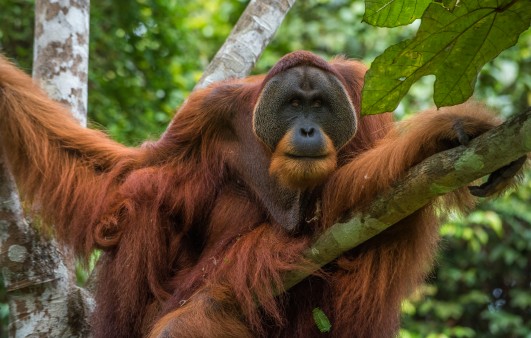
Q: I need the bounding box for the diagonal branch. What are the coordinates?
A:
[195,0,296,89]
[283,108,531,290]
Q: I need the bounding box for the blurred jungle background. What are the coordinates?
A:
[0,1,529,337]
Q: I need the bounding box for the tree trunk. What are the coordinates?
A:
[0,0,92,336]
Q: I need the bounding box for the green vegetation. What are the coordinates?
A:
[1,1,529,336]
[363,0,530,114]
[402,173,531,337]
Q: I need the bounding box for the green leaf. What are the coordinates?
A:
[362,0,531,115]
[312,307,332,333]
[442,0,459,11]
[364,0,432,27]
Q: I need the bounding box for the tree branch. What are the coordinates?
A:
[283,108,531,290]
[195,0,296,89]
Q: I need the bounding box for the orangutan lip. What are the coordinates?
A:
[285,153,328,160]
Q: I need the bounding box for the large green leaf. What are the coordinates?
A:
[363,0,431,27]
[362,0,531,115]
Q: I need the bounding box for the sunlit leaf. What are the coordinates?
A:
[364,0,431,27]
[362,0,531,115]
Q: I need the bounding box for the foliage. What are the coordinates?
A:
[364,0,432,27]
[362,0,531,115]
[0,0,34,70]
[401,173,531,338]
[87,0,247,145]
[0,0,529,336]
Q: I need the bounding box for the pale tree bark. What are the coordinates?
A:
[195,0,296,89]
[33,0,90,126]
[0,0,92,337]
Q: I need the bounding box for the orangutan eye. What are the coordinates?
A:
[312,100,322,108]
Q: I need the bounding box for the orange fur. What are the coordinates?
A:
[269,128,337,189]
[315,103,501,337]
[0,52,515,338]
